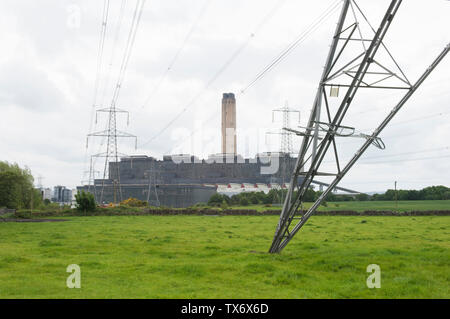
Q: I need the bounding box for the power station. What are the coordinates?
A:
[79,92,359,207]
[80,93,297,206]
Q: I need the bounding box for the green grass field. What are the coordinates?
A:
[237,200,450,212]
[0,215,448,298]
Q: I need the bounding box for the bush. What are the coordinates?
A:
[14,210,32,219]
[208,193,230,206]
[120,197,148,207]
[220,200,229,210]
[355,193,369,201]
[75,191,96,213]
[239,197,249,206]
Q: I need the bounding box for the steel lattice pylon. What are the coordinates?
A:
[269,0,449,253]
[271,102,300,155]
[145,160,161,207]
[87,105,137,204]
[266,102,300,157]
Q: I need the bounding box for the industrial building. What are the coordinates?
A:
[78,93,357,207]
[78,93,300,207]
[78,152,297,207]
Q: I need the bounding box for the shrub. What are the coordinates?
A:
[239,197,249,206]
[120,197,148,207]
[221,200,228,210]
[14,210,32,219]
[75,191,96,213]
[194,202,207,207]
[208,193,230,206]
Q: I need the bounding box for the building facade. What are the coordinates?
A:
[52,186,72,204]
[78,153,297,207]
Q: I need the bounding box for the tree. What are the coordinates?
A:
[303,188,317,202]
[0,161,42,209]
[249,193,260,204]
[0,171,21,208]
[355,193,370,201]
[239,197,249,206]
[75,191,96,212]
[208,193,230,206]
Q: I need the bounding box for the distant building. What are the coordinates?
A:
[39,188,52,201]
[71,189,78,208]
[52,186,72,204]
[71,189,78,202]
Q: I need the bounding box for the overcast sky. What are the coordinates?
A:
[0,0,449,192]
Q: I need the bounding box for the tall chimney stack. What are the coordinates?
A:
[221,93,236,155]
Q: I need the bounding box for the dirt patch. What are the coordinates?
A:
[0,218,70,223]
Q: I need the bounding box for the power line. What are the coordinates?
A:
[91,0,146,202]
[351,86,450,117]
[322,146,450,164]
[140,0,212,109]
[360,111,450,132]
[86,0,128,188]
[100,0,127,109]
[139,0,288,148]
[240,0,342,94]
[337,111,450,147]
[361,146,449,160]
[359,154,450,165]
[82,0,111,184]
[159,0,343,154]
[110,0,146,108]
[91,0,111,128]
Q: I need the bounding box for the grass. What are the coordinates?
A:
[0,215,448,298]
[234,200,450,212]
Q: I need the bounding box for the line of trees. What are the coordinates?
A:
[0,161,42,209]
[371,185,450,201]
[207,185,450,206]
[208,188,321,207]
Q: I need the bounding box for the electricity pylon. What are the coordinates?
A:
[87,105,137,204]
[145,161,160,207]
[269,0,449,253]
[270,101,300,155]
[266,102,300,205]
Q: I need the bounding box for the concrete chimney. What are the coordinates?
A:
[221,93,236,155]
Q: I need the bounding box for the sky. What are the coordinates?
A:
[0,0,449,193]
